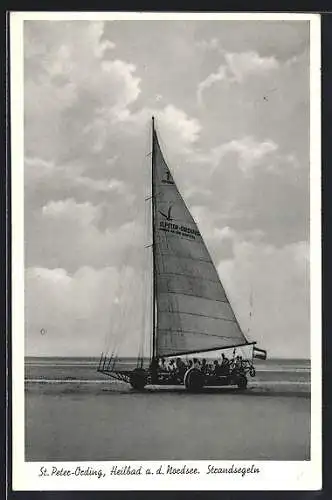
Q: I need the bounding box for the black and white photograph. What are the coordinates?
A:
[11,12,321,490]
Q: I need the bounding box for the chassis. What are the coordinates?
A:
[97,354,256,392]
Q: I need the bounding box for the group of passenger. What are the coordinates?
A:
[157,353,246,379]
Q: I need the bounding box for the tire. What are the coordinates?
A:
[129,368,147,390]
[184,368,205,392]
[237,374,248,390]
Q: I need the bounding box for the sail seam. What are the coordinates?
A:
[158,272,220,284]
[158,291,228,304]
[159,310,237,323]
[157,231,204,246]
[158,328,246,341]
[157,253,213,264]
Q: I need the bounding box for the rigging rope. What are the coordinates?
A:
[100,121,152,369]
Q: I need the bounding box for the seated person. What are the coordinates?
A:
[238,356,244,370]
[168,359,176,372]
[193,358,200,369]
[232,356,242,372]
[200,358,208,374]
[213,359,222,376]
[175,357,187,378]
[207,361,214,374]
[159,357,166,371]
[220,353,230,375]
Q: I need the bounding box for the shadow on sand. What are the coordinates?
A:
[25,380,310,398]
[97,384,310,399]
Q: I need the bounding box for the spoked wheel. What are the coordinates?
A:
[237,374,248,390]
[129,368,148,391]
[184,368,205,392]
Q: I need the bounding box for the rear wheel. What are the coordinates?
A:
[184,368,205,392]
[129,368,147,390]
[237,374,248,390]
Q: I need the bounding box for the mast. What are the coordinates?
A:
[151,116,157,366]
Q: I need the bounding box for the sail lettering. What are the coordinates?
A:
[180,225,200,236]
[160,221,178,230]
[159,221,200,240]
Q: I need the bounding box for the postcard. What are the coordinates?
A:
[10,11,321,491]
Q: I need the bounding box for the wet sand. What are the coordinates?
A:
[25,381,310,461]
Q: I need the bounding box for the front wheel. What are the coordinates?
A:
[184,368,205,392]
[129,368,147,390]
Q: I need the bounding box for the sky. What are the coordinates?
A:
[24,18,311,358]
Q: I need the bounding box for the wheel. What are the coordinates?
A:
[184,368,205,392]
[249,367,256,377]
[237,374,248,390]
[129,368,147,390]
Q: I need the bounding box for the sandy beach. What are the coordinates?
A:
[25,358,310,462]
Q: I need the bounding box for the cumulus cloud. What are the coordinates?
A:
[42,199,101,226]
[87,103,202,156]
[26,197,146,273]
[218,238,310,358]
[197,50,280,104]
[25,265,151,357]
[23,20,310,358]
[25,21,141,161]
[187,135,307,248]
[99,59,141,111]
[25,156,127,197]
[159,105,201,145]
[225,51,279,82]
[197,65,228,104]
[24,156,55,185]
[206,136,279,173]
[189,206,242,262]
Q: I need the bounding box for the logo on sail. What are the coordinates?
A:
[159,205,173,221]
[159,205,200,240]
[162,169,174,185]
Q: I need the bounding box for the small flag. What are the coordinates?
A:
[253,347,267,360]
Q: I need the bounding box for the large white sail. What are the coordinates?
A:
[152,125,249,357]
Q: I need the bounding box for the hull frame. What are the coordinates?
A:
[97,365,254,390]
[97,346,258,391]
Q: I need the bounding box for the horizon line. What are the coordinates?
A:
[24,354,310,360]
